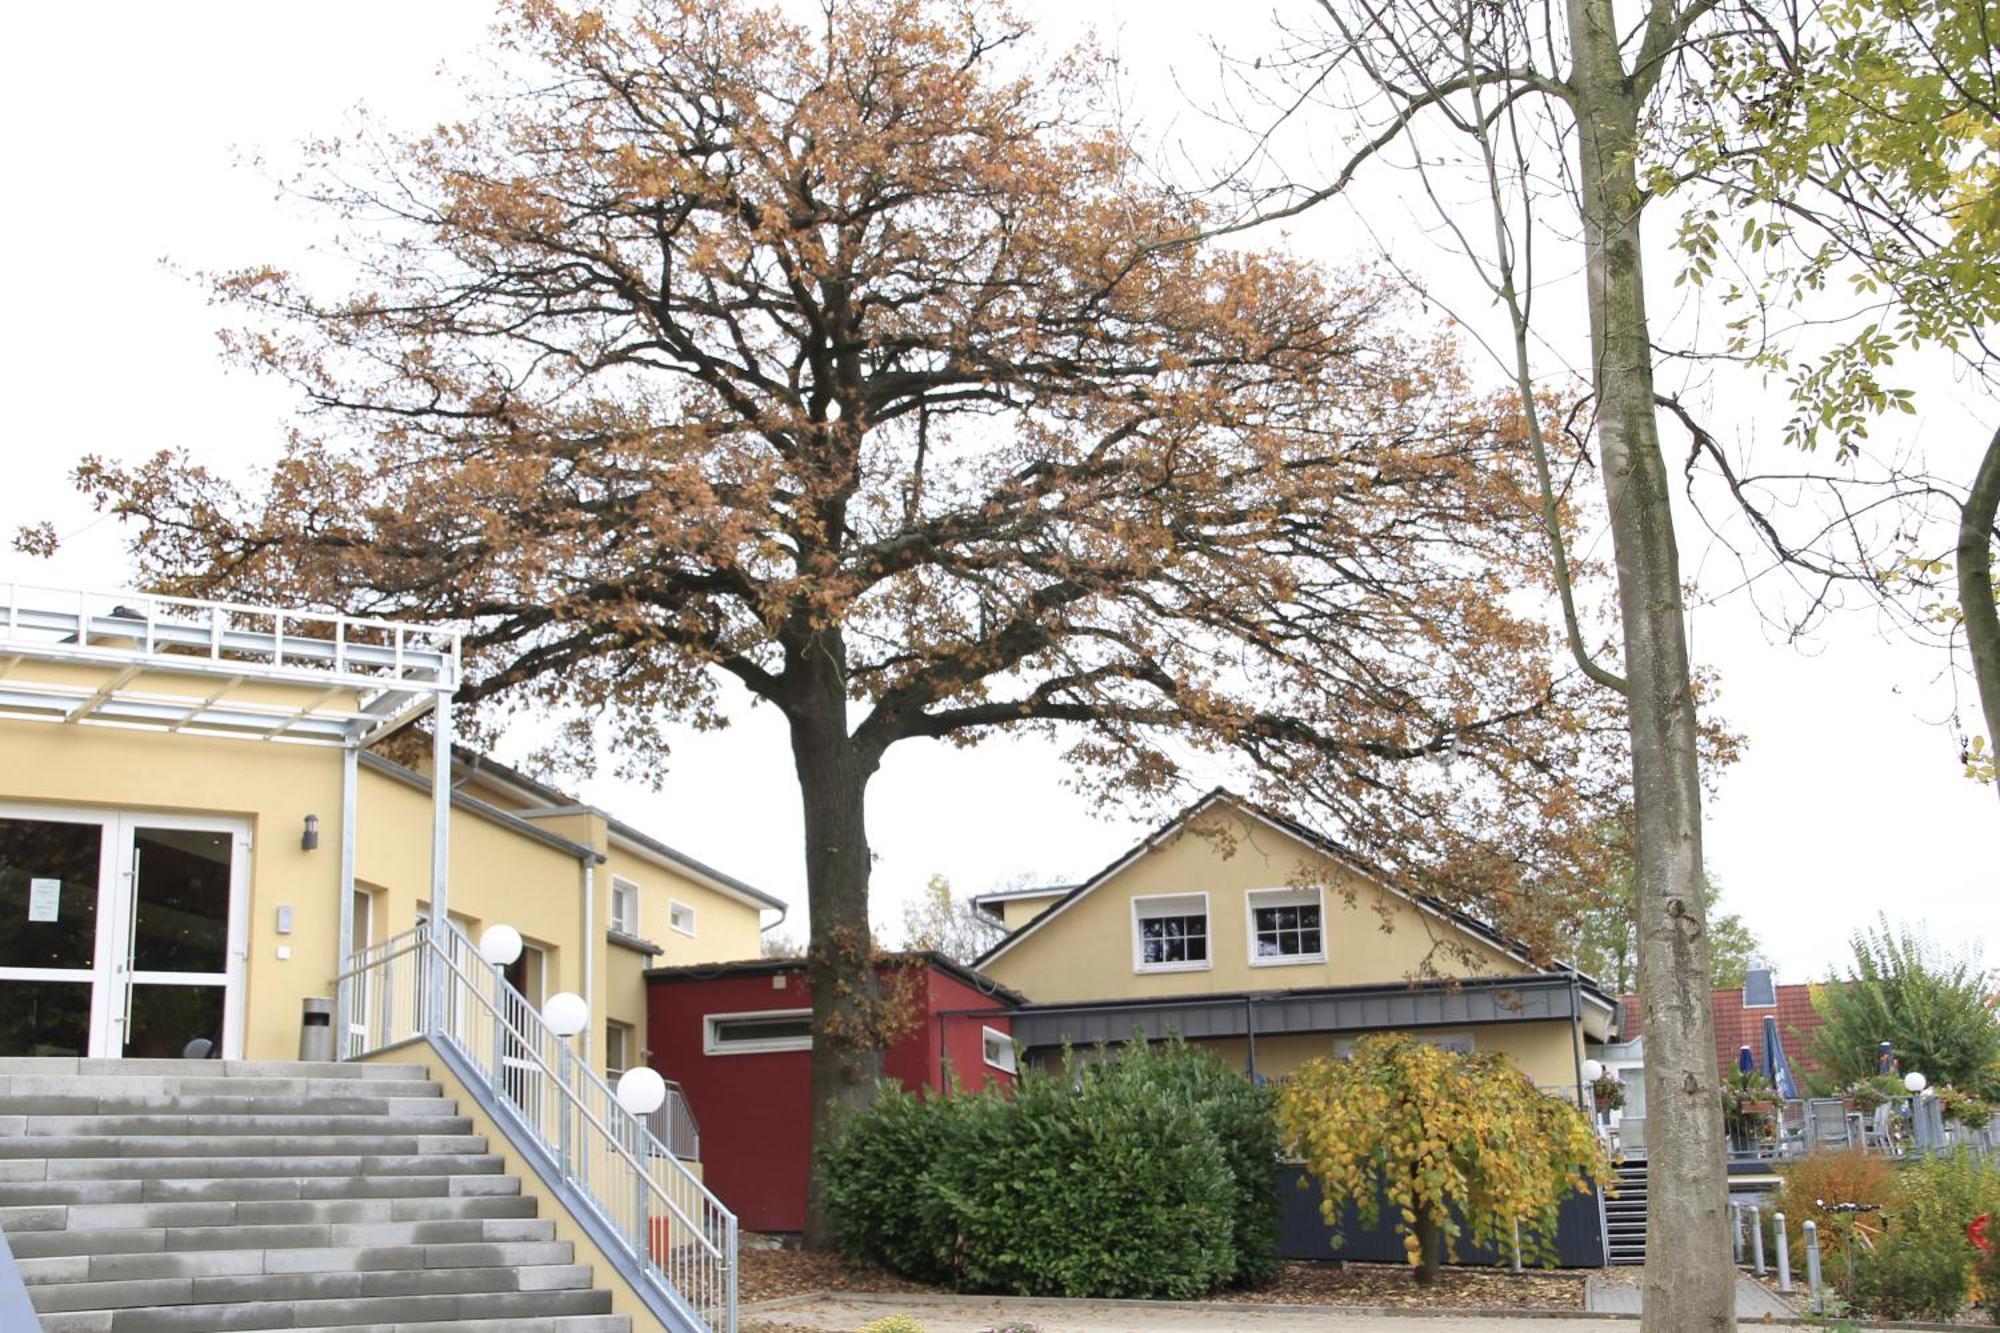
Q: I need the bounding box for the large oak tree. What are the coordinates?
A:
[77,0,1625,1244]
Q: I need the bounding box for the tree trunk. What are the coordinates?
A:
[1413,1201,1443,1286]
[789,627,887,1251]
[1958,425,2000,808]
[1567,2,1734,1328]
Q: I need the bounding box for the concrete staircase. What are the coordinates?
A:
[1605,1157,1648,1264]
[0,1058,630,1333]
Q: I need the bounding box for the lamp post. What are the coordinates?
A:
[543,992,589,1183]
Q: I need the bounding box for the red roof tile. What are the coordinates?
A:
[1619,983,1831,1076]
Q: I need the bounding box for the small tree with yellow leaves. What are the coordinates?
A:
[1277,1033,1610,1283]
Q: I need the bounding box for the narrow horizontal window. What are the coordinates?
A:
[982,1026,1017,1074]
[704,1009,812,1055]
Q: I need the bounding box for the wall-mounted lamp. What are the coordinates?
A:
[301,814,320,852]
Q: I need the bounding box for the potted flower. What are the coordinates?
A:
[1722,1068,1778,1147]
[1937,1084,1995,1130]
[1591,1071,1626,1113]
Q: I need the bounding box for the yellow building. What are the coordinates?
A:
[972,790,1617,1098]
[0,582,783,1075]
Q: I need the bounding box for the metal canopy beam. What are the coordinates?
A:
[0,582,460,748]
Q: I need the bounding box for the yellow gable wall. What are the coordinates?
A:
[353,768,590,1003]
[991,895,1064,930]
[1194,1020,1580,1092]
[981,803,1527,1004]
[0,715,343,1062]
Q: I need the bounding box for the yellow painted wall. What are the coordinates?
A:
[1087,1021,1581,1094]
[991,894,1065,930]
[0,713,343,1062]
[982,803,1525,1004]
[353,768,590,999]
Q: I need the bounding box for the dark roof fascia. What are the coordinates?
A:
[643,951,1026,1008]
[1006,972,1591,1049]
[1011,970,1581,1017]
[447,744,787,913]
[358,751,605,863]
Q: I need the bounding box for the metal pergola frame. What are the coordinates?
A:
[0,581,464,1048]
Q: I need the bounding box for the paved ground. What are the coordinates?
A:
[745,1293,1625,1333]
[1584,1275,1795,1319]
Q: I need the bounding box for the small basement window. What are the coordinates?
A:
[669,899,696,937]
[1132,892,1210,972]
[982,1026,1017,1074]
[704,1009,813,1055]
[610,877,640,935]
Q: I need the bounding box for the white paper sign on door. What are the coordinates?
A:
[28,878,61,922]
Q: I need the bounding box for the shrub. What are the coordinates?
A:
[1971,1215,1998,1324]
[1093,1037,1282,1287]
[858,1319,926,1333]
[822,1037,1268,1300]
[1277,1033,1609,1284]
[1772,1149,1903,1275]
[1847,1227,1969,1321]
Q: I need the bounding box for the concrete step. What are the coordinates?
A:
[0,1076,445,1104]
[5,1193,538,1233]
[0,1094,457,1119]
[231,1320,626,1333]
[0,1172,520,1207]
[0,1133,488,1160]
[0,1059,430,1081]
[33,1285,616,1332]
[6,1114,475,1139]
[32,1152,505,1182]
[14,1239,575,1285]
[5,1216,558,1258]
[28,1261,594,1313]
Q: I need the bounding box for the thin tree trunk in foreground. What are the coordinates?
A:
[1567,1,1734,1327]
[1959,425,2000,809]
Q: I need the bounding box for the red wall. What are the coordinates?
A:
[646,962,1013,1233]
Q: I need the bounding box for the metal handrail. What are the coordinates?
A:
[337,920,736,1332]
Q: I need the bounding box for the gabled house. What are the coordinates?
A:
[972,790,1618,1097]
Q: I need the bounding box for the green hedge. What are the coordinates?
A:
[820,1036,1280,1298]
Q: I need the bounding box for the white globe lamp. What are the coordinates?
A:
[542,992,589,1039]
[1581,1059,1605,1083]
[1904,1070,1928,1094]
[478,924,524,968]
[616,1066,668,1117]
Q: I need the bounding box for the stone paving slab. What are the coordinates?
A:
[1584,1275,1794,1319]
[745,1293,1625,1333]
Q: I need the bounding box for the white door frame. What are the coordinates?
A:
[0,802,251,1059]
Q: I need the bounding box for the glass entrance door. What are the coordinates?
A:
[0,806,247,1059]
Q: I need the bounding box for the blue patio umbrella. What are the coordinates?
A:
[1761,1014,1799,1099]
[1739,1045,1755,1075]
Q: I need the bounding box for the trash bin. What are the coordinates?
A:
[299,996,336,1062]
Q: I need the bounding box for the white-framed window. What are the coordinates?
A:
[668,899,696,937]
[982,1026,1017,1074]
[1334,1031,1476,1059]
[606,1019,635,1079]
[1132,892,1211,973]
[1246,887,1325,966]
[610,877,640,935]
[704,1008,813,1055]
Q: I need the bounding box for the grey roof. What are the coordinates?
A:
[358,752,604,862]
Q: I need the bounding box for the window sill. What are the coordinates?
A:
[1133,960,1212,975]
[1248,953,1328,968]
[606,928,662,957]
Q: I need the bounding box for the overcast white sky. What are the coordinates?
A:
[1,2,1993,984]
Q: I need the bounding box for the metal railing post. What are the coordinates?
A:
[1774,1212,1791,1293]
[1750,1204,1766,1276]
[1803,1219,1822,1312]
[1730,1201,1744,1263]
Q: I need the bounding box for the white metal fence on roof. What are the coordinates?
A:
[0,582,460,744]
[336,920,737,1333]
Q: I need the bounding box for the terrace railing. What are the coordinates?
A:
[336,920,736,1333]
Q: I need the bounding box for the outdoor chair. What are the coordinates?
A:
[1777,1100,1810,1157]
[1807,1098,1853,1150]
[1864,1102,1900,1154]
